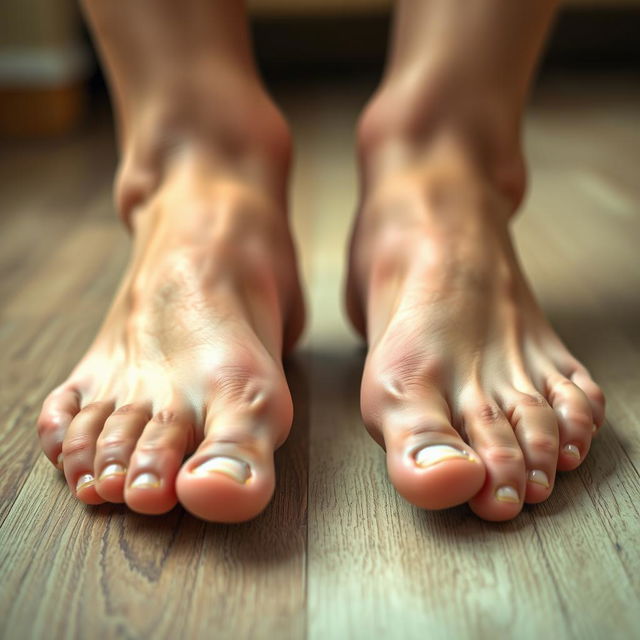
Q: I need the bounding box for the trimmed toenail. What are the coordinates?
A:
[76,473,95,492]
[130,472,161,489]
[99,463,127,480]
[528,469,550,488]
[563,443,581,459]
[56,453,64,469]
[414,444,476,468]
[495,486,520,503]
[191,456,251,484]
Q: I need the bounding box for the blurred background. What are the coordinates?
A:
[0,0,639,138]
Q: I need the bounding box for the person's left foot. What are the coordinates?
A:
[347,128,605,521]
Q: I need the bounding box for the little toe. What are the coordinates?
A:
[509,393,559,504]
[548,375,594,471]
[124,407,194,515]
[94,403,151,503]
[465,398,527,521]
[177,424,277,523]
[37,386,81,469]
[62,400,114,505]
[570,368,606,430]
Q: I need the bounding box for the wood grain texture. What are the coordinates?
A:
[1,76,639,639]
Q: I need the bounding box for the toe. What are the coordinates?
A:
[177,396,287,523]
[177,430,275,523]
[62,401,114,505]
[508,392,559,504]
[364,382,485,511]
[465,397,527,521]
[37,386,81,469]
[177,363,292,523]
[548,375,594,471]
[94,403,151,503]
[570,367,605,430]
[124,406,194,515]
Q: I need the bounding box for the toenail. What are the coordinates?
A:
[191,456,251,484]
[414,444,476,468]
[592,424,597,433]
[528,469,550,488]
[56,453,64,469]
[563,443,581,459]
[495,486,520,503]
[99,463,127,480]
[76,473,95,493]
[130,472,161,489]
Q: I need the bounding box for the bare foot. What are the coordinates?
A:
[37,100,304,523]
[348,118,605,521]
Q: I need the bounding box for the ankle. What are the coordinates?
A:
[114,80,292,225]
[357,78,527,211]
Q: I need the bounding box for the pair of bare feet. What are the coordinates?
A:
[36,85,605,524]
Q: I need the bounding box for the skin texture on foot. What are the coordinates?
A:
[347,133,605,521]
[37,151,305,523]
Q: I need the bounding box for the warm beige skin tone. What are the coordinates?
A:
[37,0,604,523]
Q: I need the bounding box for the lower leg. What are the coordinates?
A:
[37,0,304,522]
[350,0,605,520]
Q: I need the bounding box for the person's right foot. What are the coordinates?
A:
[37,99,304,523]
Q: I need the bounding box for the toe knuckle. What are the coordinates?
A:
[403,422,458,442]
[136,437,174,453]
[96,433,130,449]
[471,402,503,425]
[137,423,186,452]
[152,409,182,425]
[590,384,606,406]
[79,401,107,415]
[484,445,524,466]
[112,403,144,417]
[525,435,558,456]
[36,414,62,436]
[519,392,548,409]
[563,410,593,431]
[62,435,93,458]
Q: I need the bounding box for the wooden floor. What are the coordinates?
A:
[1,75,639,640]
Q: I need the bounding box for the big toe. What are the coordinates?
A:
[388,439,486,510]
[364,377,486,510]
[177,438,276,523]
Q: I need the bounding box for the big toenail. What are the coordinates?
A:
[76,473,95,492]
[99,463,127,480]
[414,444,475,468]
[563,444,581,459]
[130,472,161,489]
[495,486,520,503]
[191,456,251,484]
[528,469,550,488]
[56,453,64,469]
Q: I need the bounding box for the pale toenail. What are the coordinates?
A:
[191,456,251,484]
[99,463,127,480]
[528,469,550,488]
[56,453,64,469]
[495,486,520,503]
[563,443,581,459]
[76,473,95,492]
[592,424,597,433]
[130,472,161,489]
[414,444,476,468]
